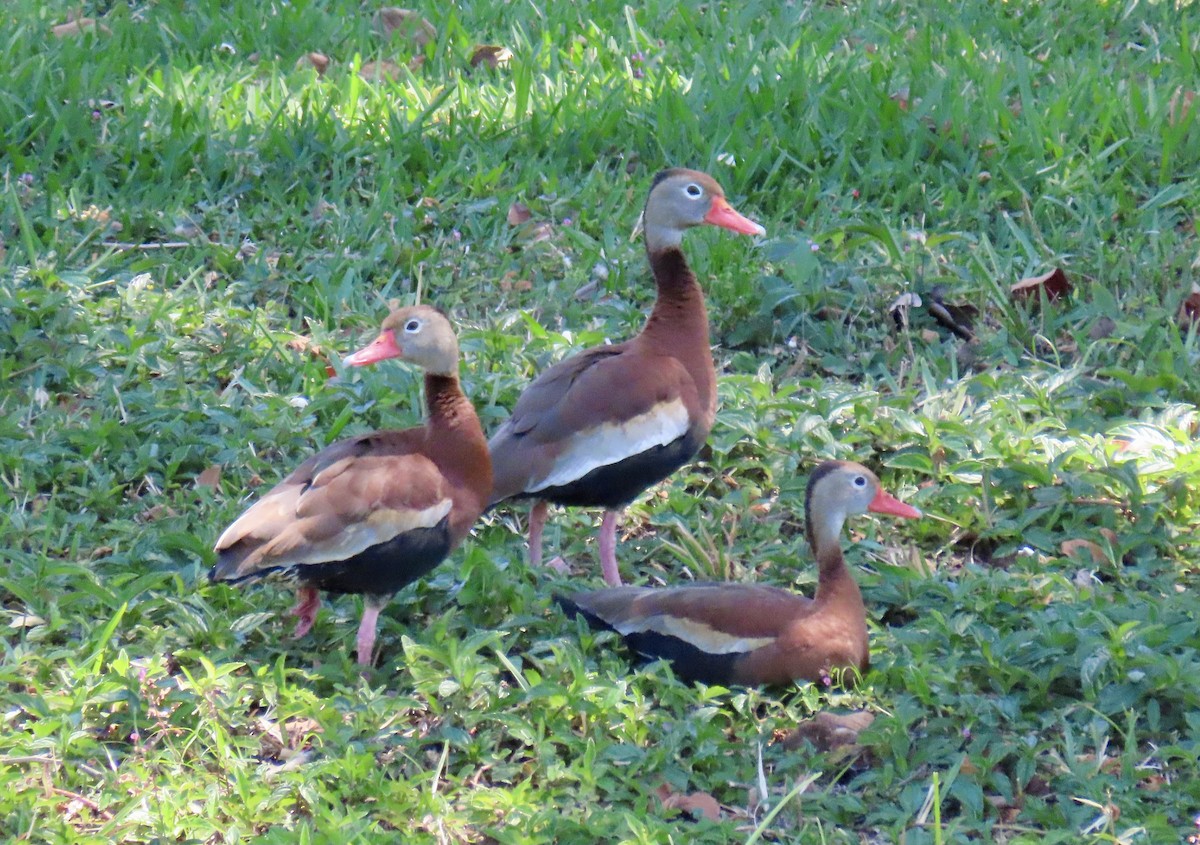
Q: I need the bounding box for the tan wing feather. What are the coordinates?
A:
[571,583,816,642]
[213,430,452,580]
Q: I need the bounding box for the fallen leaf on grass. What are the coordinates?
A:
[359,60,404,82]
[287,335,324,356]
[888,292,921,331]
[312,199,337,222]
[1170,88,1195,126]
[296,52,330,75]
[1178,290,1200,331]
[470,45,513,69]
[782,710,875,752]
[195,465,222,490]
[53,18,112,38]
[136,504,178,524]
[1089,315,1117,339]
[1061,538,1106,564]
[506,201,532,225]
[9,614,46,629]
[986,793,1023,825]
[519,221,556,245]
[1011,268,1071,302]
[376,8,436,49]
[927,285,976,340]
[499,272,533,293]
[257,716,323,760]
[654,783,721,821]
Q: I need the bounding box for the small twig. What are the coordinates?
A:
[0,754,58,766]
[45,786,114,821]
[100,241,194,251]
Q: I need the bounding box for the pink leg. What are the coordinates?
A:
[288,587,321,639]
[528,500,570,575]
[528,500,549,569]
[599,509,622,586]
[356,600,383,666]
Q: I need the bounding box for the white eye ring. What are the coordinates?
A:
[685,183,702,198]
[854,475,867,487]
[405,319,421,333]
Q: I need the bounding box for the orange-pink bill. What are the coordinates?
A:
[868,488,922,519]
[703,196,765,237]
[344,329,403,367]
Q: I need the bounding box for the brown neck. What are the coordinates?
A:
[422,373,493,495]
[811,544,864,613]
[806,501,864,610]
[641,247,716,415]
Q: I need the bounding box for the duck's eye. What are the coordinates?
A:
[685,183,703,198]
[405,319,421,333]
[854,475,867,487]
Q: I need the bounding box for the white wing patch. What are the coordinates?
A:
[616,614,775,655]
[530,398,690,492]
[317,500,453,562]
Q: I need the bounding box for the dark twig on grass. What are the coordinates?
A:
[44,786,115,821]
[100,241,194,251]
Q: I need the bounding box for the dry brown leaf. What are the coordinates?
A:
[1024,775,1052,797]
[654,783,721,821]
[258,716,323,760]
[195,465,222,490]
[53,18,112,38]
[782,710,875,752]
[927,285,977,340]
[507,201,532,226]
[1089,315,1117,340]
[888,292,921,331]
[359,60,404,82]
[524,221,555,244]
[1010,268,1071,302]
[470,45,513,69]
[286,335,323,355]
[1061,538,1106,564]
[1170,88,1195,126]
[297,52,330,75]
[136,504,178,524]
[1139,773,1166,792]
[376,8,436,49]
[312,199,336,222]
[986,793,1023,824]
[1178,291,1200,331]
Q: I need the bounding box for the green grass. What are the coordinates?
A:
[2,0,1199,842]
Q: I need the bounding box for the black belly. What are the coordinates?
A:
[218,517,454,598]
[532,430,704,509]
[555,593,741,686]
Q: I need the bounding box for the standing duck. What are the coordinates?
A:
[556,461,921,686]
[488,168,765,585]
[209,305,492,666]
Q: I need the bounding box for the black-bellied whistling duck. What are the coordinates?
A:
[488,168,765,586]
[556,461,921,686]
[209,305,492,666]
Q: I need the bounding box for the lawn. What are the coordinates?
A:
[2,0,1199,842]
